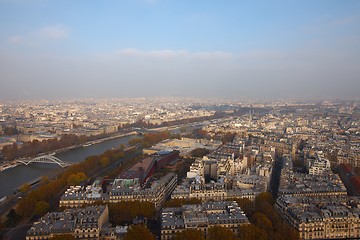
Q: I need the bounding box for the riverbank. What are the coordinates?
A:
[0,162,19,172]
[0,134,139,200]
[0,131,138,173]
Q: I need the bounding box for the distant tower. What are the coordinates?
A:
[249,110,252,128]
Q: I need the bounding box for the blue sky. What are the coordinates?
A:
[0,0,359,100]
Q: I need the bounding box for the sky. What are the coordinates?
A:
[0,0,359,101]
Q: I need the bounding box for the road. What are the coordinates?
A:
[269,154,283,199]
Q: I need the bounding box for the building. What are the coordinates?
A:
[143,137,221,157]
[26,205,109,240]
[59,184,108,208]
[172,173,267,202]
[59,151,179,210]
[110,173,177,210]
[161,201,249,240]
[117,150,179,185]
[306,152,331,175]
[172,138,271,202]
[60,173,177,210]
[278,155,347,198]
[337,163,360,196]
[275,195,360,240]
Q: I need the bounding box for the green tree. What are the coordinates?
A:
[124,224,155,240]
[207,226,233,240]
[34,201,50,217]
[176,229,205,240]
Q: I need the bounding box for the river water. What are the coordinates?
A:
[0,134,137,198]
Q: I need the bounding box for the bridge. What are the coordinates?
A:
[17,155,72,168]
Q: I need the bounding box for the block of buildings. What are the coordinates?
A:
[161,201,249,240]
[60,184,108,208]
[116,151,179,185]
[26,205,109,240]
[110,173,177,210]
[275,195,360,240]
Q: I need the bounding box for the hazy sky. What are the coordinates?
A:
[0,0,359,100]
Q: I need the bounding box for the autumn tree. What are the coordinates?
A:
[251,212,273,235]
[124,224,155,240]
[19,183,31,193]
[245,192,299,240]
[100,156,110,167]
[176,229,205,240]
[34,201,50,217]
[239,224,268,240]
[66,172,87,185]
[207,226,233,240]
[192,129,208,139]
[2,142,19,160]
[109,201,156,225]
[190,148,210,158]
[221,132,236,144]
[16,197,36,218]
[50,234,76,240]
[17,178,66,218]
[39,176,50,186]
[5,209,20,227]
[163,198,201,208]
[3,126,19,136]
[232,198,254,217]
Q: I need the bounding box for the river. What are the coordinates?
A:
[0,134,137,199]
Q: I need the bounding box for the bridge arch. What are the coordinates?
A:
[17,155,71,168]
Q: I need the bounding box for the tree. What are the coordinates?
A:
[124,224,155,240]
[193,129,208,139]
[50,234,76,240]
[221,132,236,144]
[19,183,31,193]
[66,172,87,185]
[3,126,18,136]
[239,224,268,240]
[39,176,50,186]
[5,209,20,227]
[164,198,202,208]
[207,226,233,240]
[100,156,110,167]
[251,212,273,234]
[190,148,210,158]
[17,197,36,218]
[34,201,50,217]
[233,198,254,217]
[109,201,156,225]
[255,192,275,206]
[176,229,205,240]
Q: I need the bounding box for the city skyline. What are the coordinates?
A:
[1,0,360,100]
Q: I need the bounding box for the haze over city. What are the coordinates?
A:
[1,0,360,100]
